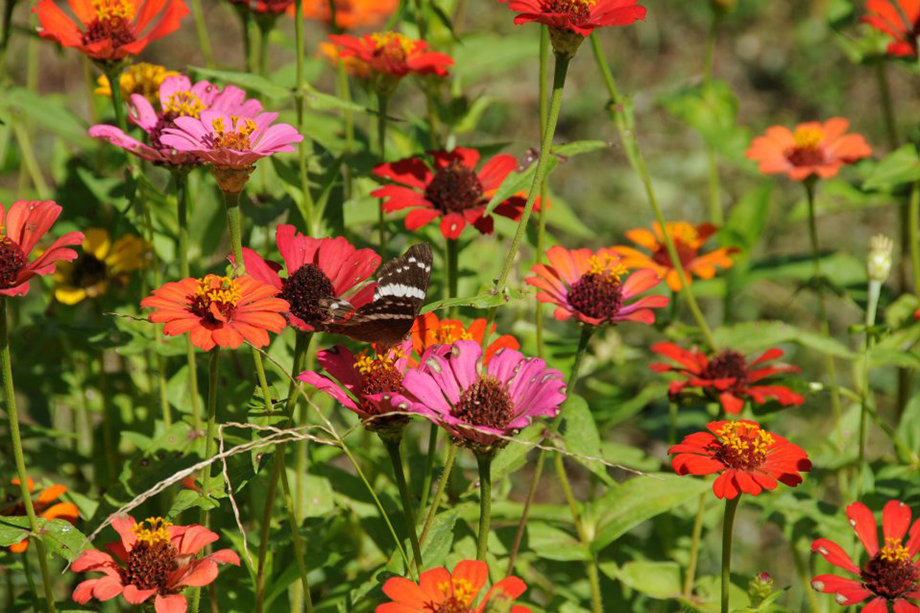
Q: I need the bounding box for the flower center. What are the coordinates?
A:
[431,323,473,345]
[567,254,627,321]
[542,0,595,20]
[68,254,109,290]
[860,538,919,600]
[785,126,826,167]
[279,263,336,326]
[82,0,136,46]
[451,376,515,432]
[207,116,257,151]
[711,422,775,471]
[0,237,26,289]
[188,275,242,323]
[424,160,485,214]
[123,518,178,594]
[355,348,405,399]
[704,350,748,386]
[370,31,415,63]
[652,223,700,268]
[426,577,476,612]
[164,92,206,119]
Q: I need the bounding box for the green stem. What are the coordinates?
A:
[192,347,220,613]
[11,120,50,199]
[419,443,457,544]
[702,12,719,83]
[876,62,899,150]
[257,19,272,78]
[293,0,318,234]
[417,423,439,523]
[910,179,920,295]
[377,93,390,253]
[99,354,117,480]
[384,437,424,569]
[103,64,129,131]
[1,298,55,613]
[535,25,550,359]
[858,280,881,496]
[446,239,459,312]
[337,62,354,204]
[721,496,740,613]
[277,447,315,613]
[507,325,593,573]
[683,493,707,598]
[21,550,39,611]
[188,0,214,68]
[222,189,245,267]
[175,171,201,430]
[475,451,493,561]
[703,14,722,226]
[590,34,717,350]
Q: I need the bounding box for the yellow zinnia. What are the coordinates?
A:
[54,229,147,305]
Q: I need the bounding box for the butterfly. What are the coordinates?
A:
[320,243,433,347]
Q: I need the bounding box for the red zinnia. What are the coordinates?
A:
[0,200,84,297]
[141,274,289,351]
[669,420,811,499]
[326,31,452,91]
[411,311,519,364]
[746,118,872,182]
[372,147,534,240]
[240,226,380,332]
[526,246,668,326]
[650,343,804,415]
[812,500,920,611]
[377,559,532,612]
[34,0,189,62]
[863,0,920,58]
[2,478,79,553]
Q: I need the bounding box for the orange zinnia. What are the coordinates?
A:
[746,118,872,182]
[411,312,519,364]
[613,222,737,291]
[301,0,397,29]
[3,478,79,553]
[141,274,289,351]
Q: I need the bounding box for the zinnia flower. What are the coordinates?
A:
[372,147,535,240]
[0,200,84,297]
[746,118,872,182]
[90,75,262,167]
[395,340,565,454]
[94,62,179,105]
[302,0,397,29]
[34,0,189,62]
[411,311,519,365]
[298,340,413,435]
[326,31,452,93]
[863,0,920,58]
[377,559,531,613]
[525,246,668,326]
[141,274,289,351]
[2,478,79,553]
[71,516,239,613]
[669,420,811,499]
[228,0,294,13]
[811,500,920,611]
[53,228,147,305]
[240,226,380,332]
[499,0,646,55]
[650,343,804,415]
[612,221,738,291]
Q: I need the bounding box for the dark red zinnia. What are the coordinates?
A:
[499,0,645,36]
[650,343,804,415]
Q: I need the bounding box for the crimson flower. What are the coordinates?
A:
[669,420,811,499]
[812,500,920,612]
[372,147,533,240]
[71,516,239,613]
[863,0,920,58]
[526,246,668,326]
[0,200,84,297]
[650,343,804,415]
[241,226,380,332]
[34,0,188,62]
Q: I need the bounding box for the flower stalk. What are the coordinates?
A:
[293,0,318,234]
[377,92,390,252]
[383,436,424,569]
[535,25,550,359]
[174,169,201,430]
[721,496,740,613]
[475,450,494,562]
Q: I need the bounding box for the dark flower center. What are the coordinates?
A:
[356,350,405,400]
[0,237,26,289]
[280,263,336,326]
[704,350,748,386]
[785,127,825,167]
[710,422,774,471]
[431,598,473,613]
[425,160,484,214]
[451,376,515,432]
[82,17,136,47]
[650,223,701,269]
[188,275,241,323]
[861,540,920,600]
[568,274,624,321]
[122,518,178,595]
[69,255,108,290]
[542,0,594,20]
[148,111,179,152]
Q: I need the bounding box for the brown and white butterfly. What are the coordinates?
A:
[319,243,433,347]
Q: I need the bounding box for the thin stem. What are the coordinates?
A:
[507,325,593,573]
[419,443,457,544]
[789,533,822,613]
[377,93,390,252]
[702,12,719,83]
[475,452,493,562]
[188,0,214,68]
[258,19,272,78]
[222,189,245,267]
[192,347,220,613]
[22,550,39,611]
[683,493,707,598]
[876,62,899,150]
[589,34,717,350]
[721,496,741,613]
[417,423,439,523]
[858,279,881,496]
[910,179,920,295]
[384,437,424,569]
[277,447,315,613]
[446,238,459,313]
[535,25,550,359]
[337,62,355,203]
[293,0,318,234]
[11,121,50,199]
[1,298,55,612]
[175,171,201,429]
[703,14,722,226]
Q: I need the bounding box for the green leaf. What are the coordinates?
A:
[188,66,290,99]
[421,288,526,314]
[863,144,920,190]
[560,395,613,485]
[659,80,749,160]
[420,508,458,568]
[712,321,855,359]
[0,516,29,546]
[2,88,94,146]
[301,82,367,113]
[491,424,542,482]
[590,474,710,554]
[527,522,589,561]
[719,183,773,253]
[552,140,609,157]
[615,561,682,599]
[483,157,558,216]
[0,517,88,561]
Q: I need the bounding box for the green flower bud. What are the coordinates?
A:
[747,571,774,607]
[867,234,893,283]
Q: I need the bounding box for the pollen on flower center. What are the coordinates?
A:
[542,0,596,19]
[861,537,920,600]
[356,348,405,397]
[83,0,136,46]
[370,31,415,62]
[704,350,748,386]
[452,376,515,433]
[124,518,178,593]
[188,275,242,322]
[208,116,257,151]
[279,263,336,325]
[567,254,626,320]
[164,92,206,119]
[0,237,26,289]
[786,126,826,167]
[424,160,485,214]
[432,576,476,612]
[432,323,473,345]
[652,222,700,268]
[712,422,775,471]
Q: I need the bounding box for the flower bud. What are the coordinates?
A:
[747,571,774,607]
[549,27,585,58]
[867,234,893,283]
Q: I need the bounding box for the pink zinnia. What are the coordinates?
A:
[160,109,302,170]
[394,340,565,453]
[89,75,262,166]
[71,515,239,613]
[0,200,83,297]
[240,226,381,332]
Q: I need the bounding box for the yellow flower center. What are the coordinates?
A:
[165,91,206,118]
[438,576,476,604]
[190,275,242,320]
[92,0,135,22]
[587,252,627,285]
[356,347,405,376]
[881,538,911,564]
[431,323,473,345]
[793,126,823,151]
[210,116,257,151]
[666,222,699,247]
[95,63,178,105]
[714,421,775,469]
[369,31,415,61]
[132,517,172,547]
